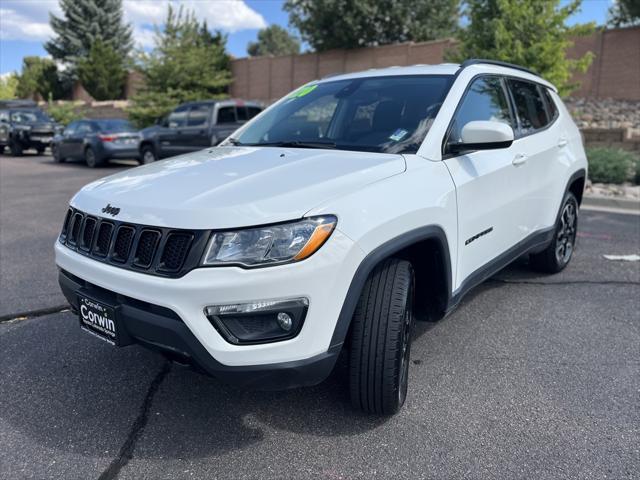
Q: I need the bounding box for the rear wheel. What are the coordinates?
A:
[530,192,579,273]
[349,258,415,415]
[84,146,102,168]
[140,145,157,164]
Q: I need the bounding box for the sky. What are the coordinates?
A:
[0,0,614,76]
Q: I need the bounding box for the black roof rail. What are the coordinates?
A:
[458,59,539,76]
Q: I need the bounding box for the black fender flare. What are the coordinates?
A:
[329,225,452,349]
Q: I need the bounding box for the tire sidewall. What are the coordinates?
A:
[141,146,156,164]
[85,147,97,168]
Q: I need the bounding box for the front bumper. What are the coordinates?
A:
[54,230,364,385]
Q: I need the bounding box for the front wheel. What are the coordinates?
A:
[530,192,579,273]
[140,145,157,164]
[9,139,23,156]
[349,258,415,415]
[52,144,64,163]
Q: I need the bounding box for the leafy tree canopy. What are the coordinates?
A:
[15,57,66,100]
[450,0,595,96]
[0,74,19,100]
[284,0,460,51]
[46,0,133,77]
[77,40,127,100]
[248,25,301,56]
[127,6,232,127]
[607,0,640,27]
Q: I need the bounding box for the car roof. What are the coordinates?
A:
[180,99,263,108]
[315,61,557,92]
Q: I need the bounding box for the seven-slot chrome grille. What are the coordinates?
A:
[59,207,211,278]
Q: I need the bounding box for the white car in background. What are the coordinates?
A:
[55,60,587,414]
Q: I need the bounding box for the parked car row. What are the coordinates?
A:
[0,99,263,167]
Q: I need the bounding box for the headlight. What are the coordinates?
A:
[202,215,337,267]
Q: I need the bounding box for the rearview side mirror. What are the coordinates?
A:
[449,121,514,154]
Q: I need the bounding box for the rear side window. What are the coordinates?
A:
[507,79,550,134]
[448,76,513,145]
[77,122,93,134]
[187,105,210,127]
[217,107,236,124]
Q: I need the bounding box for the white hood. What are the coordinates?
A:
[72,146,406,229]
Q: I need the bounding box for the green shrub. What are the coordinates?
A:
[586,147,638,184]
[46,99,84,126]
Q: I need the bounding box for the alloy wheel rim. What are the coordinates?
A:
[144,151,154,163]
[555,200,577,264]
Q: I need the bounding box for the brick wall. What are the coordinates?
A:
[582,128,640,153]
[229,26,640,103]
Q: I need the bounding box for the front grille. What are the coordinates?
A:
[112,226,135,263]
[58,208,210,278]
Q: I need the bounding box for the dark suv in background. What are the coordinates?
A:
[0,100,60,156]
[139,99,262,163]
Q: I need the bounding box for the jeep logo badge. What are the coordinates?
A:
[101,204,120,217]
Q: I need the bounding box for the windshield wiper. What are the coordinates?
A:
[245,140,337,149]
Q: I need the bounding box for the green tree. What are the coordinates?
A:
[248,25,300,56]
[15,57,66,100]
[45,0,132,78]
[451,0,594,96]
[608,0,640,27]
[77,40,126,100]
[284,0,459,51]
[127,6,232,127]
[0,74,19,100]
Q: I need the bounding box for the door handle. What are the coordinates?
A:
[513,153,528,166]
[558,137,568,148]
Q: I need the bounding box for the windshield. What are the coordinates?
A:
[95,119,135,132]
[230,75,452,154]
[10,109,52,123]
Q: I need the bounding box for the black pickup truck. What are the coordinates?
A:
[0,100,60,156]
[138,99,263,163]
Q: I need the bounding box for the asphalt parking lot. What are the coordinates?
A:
[1,153,639,479]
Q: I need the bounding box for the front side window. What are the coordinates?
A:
[231,75,452,154]
[167,105,188,128]
[77,122,93,134]
[508,79,550,134]
[10,109,52,123]
[448,76,513,146]
[187,105,210,127]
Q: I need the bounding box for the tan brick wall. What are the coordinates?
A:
[229,27,639,104]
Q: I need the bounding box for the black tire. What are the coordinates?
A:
[52,144,64,163]
[84,146,102,168]
[349,258,415,415]
[9,139,23,156]
[530,192,579,273]
[36,146,45,155]
[140,145,157,164]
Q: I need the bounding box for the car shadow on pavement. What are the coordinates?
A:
[0,312,387,462]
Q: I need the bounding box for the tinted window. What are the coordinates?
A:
[10,109,51,123]
[541,88,558,121]
[217,107,236,124]
[233,75,452,154]
[247,107,261,119]
[77,122,94,134]
[167,105,188,128]
[64,122,78,135]
[236,106,248,122]
[448,76,513,144]
[187,105,210,127]
[95,119,134,132]
[508,79,549,134]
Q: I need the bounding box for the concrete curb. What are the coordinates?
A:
[583,194,640,214]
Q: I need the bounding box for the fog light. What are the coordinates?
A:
[277,312,293,331]
[204,298,308,345]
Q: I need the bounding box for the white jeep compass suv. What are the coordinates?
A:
[56,60,587,414]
